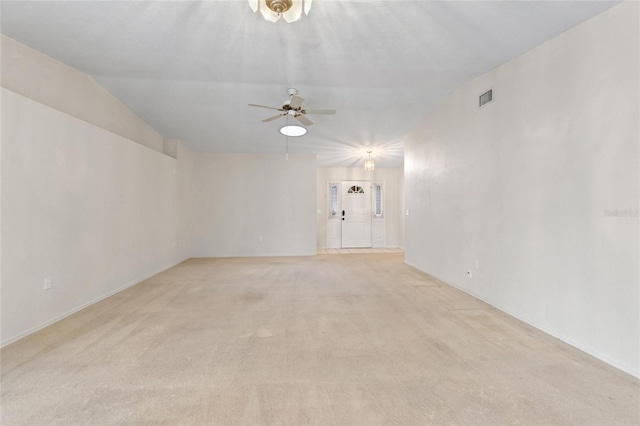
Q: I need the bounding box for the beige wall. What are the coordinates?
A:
[1,36,196,345]
[1,88,194,344]
[404,1,639,377]
[1,36,165,153]
[192,153,317,257]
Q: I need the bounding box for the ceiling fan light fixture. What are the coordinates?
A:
[249,0,312,23]
[280,125,307,137]
[249,88,335,126]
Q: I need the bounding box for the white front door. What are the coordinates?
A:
[341,181,372,248]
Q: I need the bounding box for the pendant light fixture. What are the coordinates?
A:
[248,0,313,23]
[364,150,374,171]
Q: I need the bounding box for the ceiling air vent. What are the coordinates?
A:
[479,89,493,108]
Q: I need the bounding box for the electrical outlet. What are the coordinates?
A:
[406,209,410,216]
[44,277,52,290]
[467,270,472,279]
[259,236,263,242]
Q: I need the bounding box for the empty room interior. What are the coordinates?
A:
[1,0,639,424]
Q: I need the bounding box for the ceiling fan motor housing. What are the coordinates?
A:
[248,88,335,126]
[266,0,292,14]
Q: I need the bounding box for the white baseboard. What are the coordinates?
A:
[404,260,640,379]
[192,252,317,258]
[1,257,190,348]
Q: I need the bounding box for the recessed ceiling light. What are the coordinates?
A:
[280,125,307,137]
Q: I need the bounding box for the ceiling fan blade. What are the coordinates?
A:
[289,95,304,109]
[249,104,283,111]
[303,109,336,115]
[262,114,285,122]
[295,114,313,126]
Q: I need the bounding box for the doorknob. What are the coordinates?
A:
[342,210,345,216]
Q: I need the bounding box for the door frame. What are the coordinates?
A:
[325,180,386,249]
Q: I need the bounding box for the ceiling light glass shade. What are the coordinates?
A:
[248,0,312,23]
[364,151,374,171]
[364,159,375,171]
[280,125,307,136]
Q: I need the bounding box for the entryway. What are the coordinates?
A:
[326,180,386,249]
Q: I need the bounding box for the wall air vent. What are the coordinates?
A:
[479,89,493,108]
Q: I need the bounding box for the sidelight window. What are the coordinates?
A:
[374,183,383,217]
[329,184,339,216]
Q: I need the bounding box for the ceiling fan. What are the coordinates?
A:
[249,88,336,126]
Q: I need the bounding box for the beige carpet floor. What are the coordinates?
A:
[1,253,638,425]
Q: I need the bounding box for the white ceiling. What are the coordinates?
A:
[1,0,620,167]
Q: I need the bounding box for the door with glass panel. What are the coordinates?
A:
[341,181,372,248]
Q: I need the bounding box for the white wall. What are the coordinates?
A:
[192,153,317,257]
[405,2,639,377]
[316,167,403,249]
[1,36,165,153]
[398,166,405,249]
[1,88,194,345]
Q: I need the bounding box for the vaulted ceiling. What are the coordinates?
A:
[0,0,619,167]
